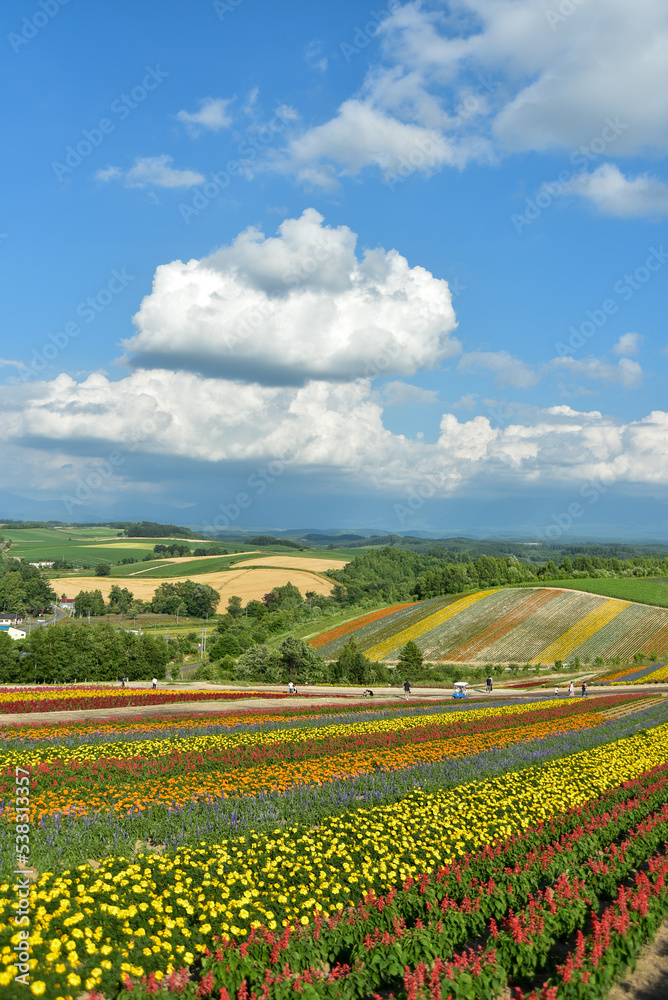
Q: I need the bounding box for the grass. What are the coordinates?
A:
[536,577,668,608]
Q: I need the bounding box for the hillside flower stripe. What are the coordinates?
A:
[447,587,560,662]
[531,598,628,663]
[309,586,668,664]
[308,602,415,649]
[364,589,496,661]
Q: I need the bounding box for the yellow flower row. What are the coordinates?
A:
[1,698,566,769]
[2,721,667,999]
[531,598,627,662]
[364,589,496,661]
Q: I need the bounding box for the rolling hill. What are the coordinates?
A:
[310,587,668,664]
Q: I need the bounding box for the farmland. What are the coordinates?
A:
[2,689,668,997]
[312,587,668,663]
[538,575,668,608]
[54,562,341,606]
[2,526,352,607]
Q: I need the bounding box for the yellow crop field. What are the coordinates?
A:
[55,568,336,606]
[230,554,349,571]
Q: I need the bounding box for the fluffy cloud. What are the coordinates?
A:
[566,165,668,219]
[123,209,460,384]
[96,155,205,189]
[612,332,643,356]
[175,98,234,134]
[280,101,483,187]
[458,350,539,389]
[4,374,668,498]
[276,1,668,185]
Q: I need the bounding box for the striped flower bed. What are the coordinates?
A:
[445,589,558,662]
[598,606,668,661]
[309,602,415,650]
[419,590,534,661]
[475,590,604,662]
[532,598,627,663]
[566,602,651,663]
[364,591,496,661]
[639,621,668,656]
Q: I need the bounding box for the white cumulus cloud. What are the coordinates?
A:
[96,155,205,189]
[383,381,440,405]
[4,375,668,496]
[175,97,234,134]
[612,332,643,356]
[566,165,668,218]
[123,208,461,384]
[273,1,668,185]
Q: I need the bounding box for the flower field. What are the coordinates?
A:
[311,587,668,663]
[597,662,668,684]
[0,687,297,716]
[2,691,668,997]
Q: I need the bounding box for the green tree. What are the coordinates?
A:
[278,636,325,684]
[74,589,105,617]
[95,563,111,577]
[227,595,243,618]
[151,580,220,617]
[397,640,423,672]
[235,644,283,683]
[107,585,134,614]
[333,637,373,685]
[209,632,242,659]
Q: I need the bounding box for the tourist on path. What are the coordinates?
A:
[403,679,411,700]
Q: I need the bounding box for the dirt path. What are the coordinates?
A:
[607,919,668,999]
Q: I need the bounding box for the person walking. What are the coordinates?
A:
[554,684,559,696]
[581,681,587,697]
[152,677,157,690]
[569,681,574,698]
[288,681,294,695]
[403,678,411,700]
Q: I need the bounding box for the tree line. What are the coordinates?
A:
[0,623,172,684]
[325,547,668,603]
[73,580,221,618]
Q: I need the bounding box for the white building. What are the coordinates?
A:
[0,626,26,640]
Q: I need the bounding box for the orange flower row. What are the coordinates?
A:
[309,603,414,648]
[12,711,603,825]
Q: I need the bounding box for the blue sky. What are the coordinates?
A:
[2,0,668,538]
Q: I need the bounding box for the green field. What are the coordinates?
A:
[1,527,259,570]
[116,553,264,579]
[539,577,668,608]
[3,526,357,578]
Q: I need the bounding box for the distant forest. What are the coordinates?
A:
[326,546,668,604]
[0,518,205,539]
